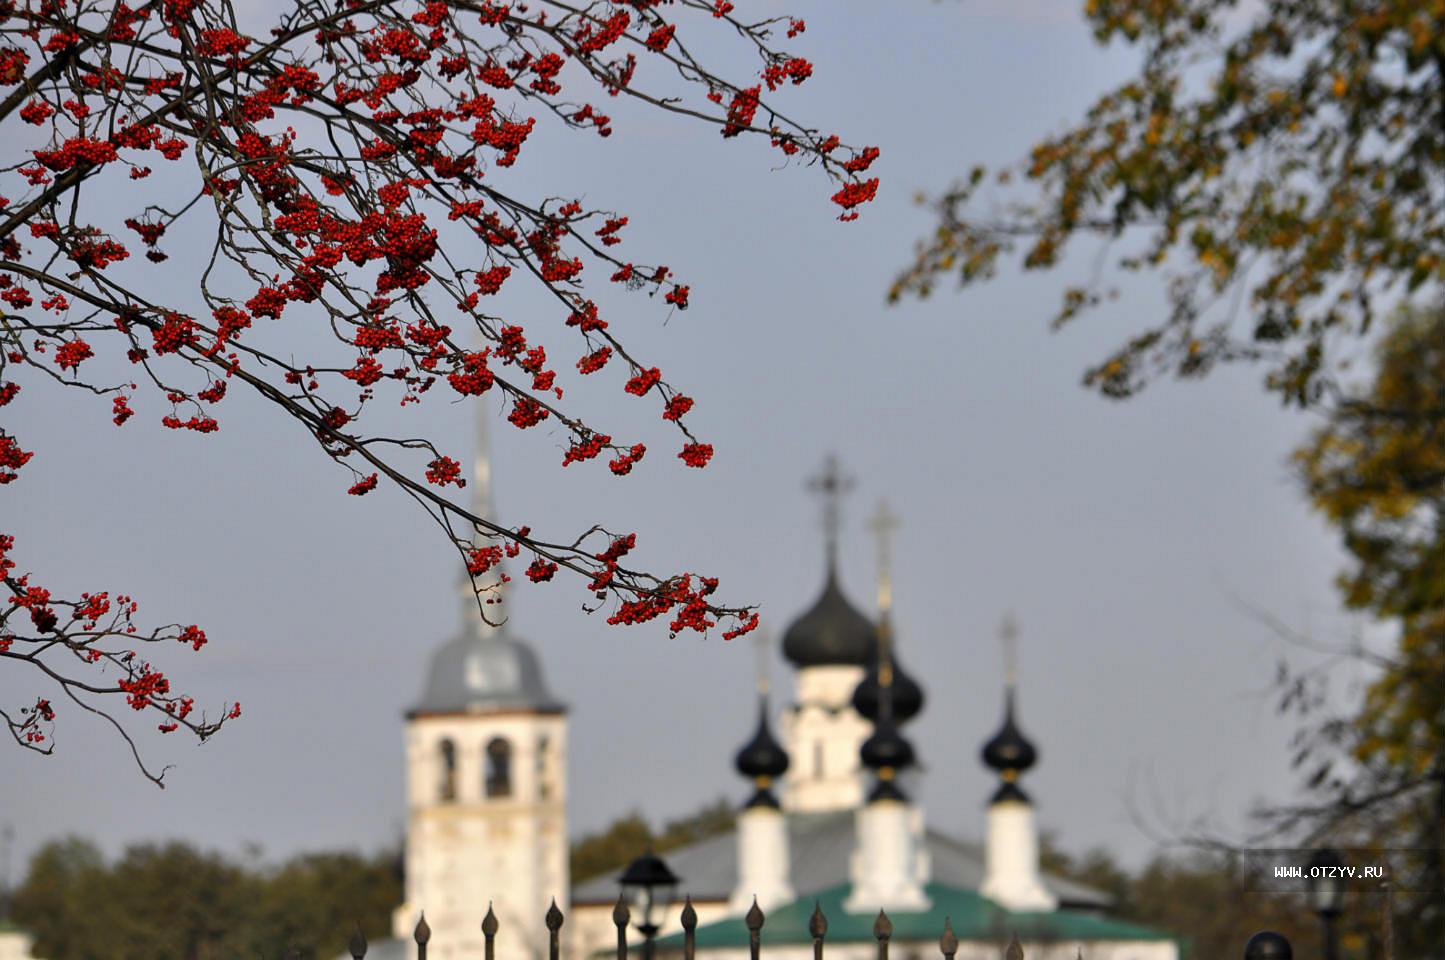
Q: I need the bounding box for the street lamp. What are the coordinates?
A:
[619,850,680,960]
[1307,848,1346,960]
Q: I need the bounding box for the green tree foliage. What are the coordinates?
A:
[1127,853,1320,960]
[570,799,736,883]
[895,1,1445,408]
[11,838,401,960]
[1039,832,1134,913]
[1285,305,1445,955]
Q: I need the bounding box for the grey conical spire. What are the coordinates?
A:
[459,393,505,638]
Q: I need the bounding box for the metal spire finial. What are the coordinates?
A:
[1000,613,1019,689]
[807,453,853,575]
[753,625,771,698]
[473,393,494,526]
[867,499,901,616]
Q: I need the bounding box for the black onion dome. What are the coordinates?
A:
[989,779,1031,805]
[734,697,789,781]
[781,572,878,668]
[852,639,924,724]
[860,718,915,773]
[980,688,1037,774]
[868,778,909,803]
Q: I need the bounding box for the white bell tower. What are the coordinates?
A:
[394,401,569,960]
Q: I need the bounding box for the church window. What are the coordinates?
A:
[814,740,825,779]
[485,737,512,798]
[439,738,458,802]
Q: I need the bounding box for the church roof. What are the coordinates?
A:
[781,573,878,668]
[655,881,1174,949]
[570,812,1109,909]
[410,626,565,716]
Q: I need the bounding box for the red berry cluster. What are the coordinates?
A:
[608,442,646,475]
[678,442,713,468]
[425,455,464,487]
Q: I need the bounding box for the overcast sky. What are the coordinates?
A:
[3,0,1375,886]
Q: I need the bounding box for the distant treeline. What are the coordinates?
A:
[6,808,1366,960]
[9,837,402,960]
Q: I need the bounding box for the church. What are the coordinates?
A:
[368,408,1180,960]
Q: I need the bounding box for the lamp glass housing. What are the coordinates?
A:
[618,852,680,930]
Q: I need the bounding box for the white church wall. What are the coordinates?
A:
[730,805,795,913]
[781,666,870,813]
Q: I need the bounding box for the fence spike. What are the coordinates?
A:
[349,925,368,960]
[682,896,697,960]
[1006,933,1023,960]
[746,897,765,960]
[482,903,499,960]
[810,901,827,960]
[681,896,697,931]
[415,914,432,944]
[613,894,630,960]
[547,899,565,960]
[939,918,957,960]
[612,894,631,927]
[874,910,892,960]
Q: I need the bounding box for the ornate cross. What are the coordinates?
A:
[806,453,853,572]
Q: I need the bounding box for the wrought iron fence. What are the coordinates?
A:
[343,898,1298,960]
[343,896,977,960]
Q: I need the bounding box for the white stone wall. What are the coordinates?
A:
[0,931,39,960]
[781,665,870,813]
[394,712,568,960]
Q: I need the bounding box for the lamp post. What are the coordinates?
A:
[1307,848,1346,960]
[619,850,680,960]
